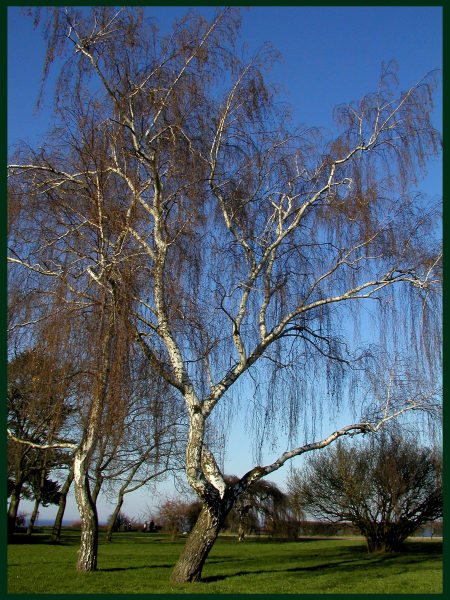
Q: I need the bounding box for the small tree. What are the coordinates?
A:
[184,500,203,533]
[287,433,442,553]
[109,510,130,532]
[224,477,289,541]
[156,498,190,540]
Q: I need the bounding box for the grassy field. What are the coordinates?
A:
[7,529,443,595]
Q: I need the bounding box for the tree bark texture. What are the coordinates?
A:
[170,504,226,583]
[72,312,112,570]
[51,466,74,542]
[26,497,41,535]
[74,454,99,572]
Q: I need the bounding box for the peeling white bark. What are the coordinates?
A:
[73,449,98,571]
[201,446,226,499]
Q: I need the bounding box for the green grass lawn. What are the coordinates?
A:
[7,529,443,594]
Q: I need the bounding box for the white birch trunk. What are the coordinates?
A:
[73,449,99,572]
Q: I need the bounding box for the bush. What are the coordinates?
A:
[288,433,442,552]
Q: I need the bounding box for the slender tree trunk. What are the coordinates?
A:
[170,504,225,583]
[237,521,245,542]
[105,456,149,542]
[72,309,113,571]
[237,507,250,542]
[27,466,46,535]
[74,453,99,572]
[51,465,74,542]
[91,473,103,505]
[105,495,124,542]
[26,497,41,535]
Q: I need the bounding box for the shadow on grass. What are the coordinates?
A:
[9,534,81,547]
[99,564,173,572]
[9,532,171,547]
[402,540,442,554]
[201,558,365,583]
[102,536,169,545]
[201,544,442,584]
[202,556,237,565]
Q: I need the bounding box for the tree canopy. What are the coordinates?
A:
[8,6,441,581]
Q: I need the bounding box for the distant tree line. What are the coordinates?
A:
[9,429,441,556]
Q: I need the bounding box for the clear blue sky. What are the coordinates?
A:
[8,6,442,524]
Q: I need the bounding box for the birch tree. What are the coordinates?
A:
[8,222,126,571]
[9,6,441,582]
[8,40,183,569]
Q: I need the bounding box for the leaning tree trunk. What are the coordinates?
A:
[170,504,225,583]
[105,455,145,542]
[27,467,46,535]
[26,497,41,535]
[71,309,112,571]
[73,452,99,572]
[105,494,124,542]
[51,465,74,542]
